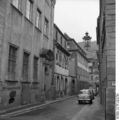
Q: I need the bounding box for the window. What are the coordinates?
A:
[44,18,49,36]
[33,56,38,81]
[22,52,29,81]
[56,76,60,91]
[56,31,58,40]
[59,51,62,66]
[12,0,21,10]
[26,0,33,20]
[60,36,63,45]
[36,9,41,29]
[8,45,17,80]
[56,49,59,64]
[64,41,67,49]
[65,56,68,69]
[56,52,58,61]
[67,42,70,49]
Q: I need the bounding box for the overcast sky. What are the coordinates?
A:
[54,0,99,42]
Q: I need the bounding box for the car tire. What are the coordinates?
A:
[89,100,92,104]
[78,100,81,104]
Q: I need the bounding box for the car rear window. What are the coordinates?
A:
[80,90,90,94]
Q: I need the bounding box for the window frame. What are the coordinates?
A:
[44,17,49,37]
[8,45,18,81]
[22,51,30,81]
[12,0,22,10]
[36,8,42,29]
[26,0,33,21]
[33,56,38,82]
[56,30,58,41]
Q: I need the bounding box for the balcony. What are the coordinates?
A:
[40,48,54,62]
[55,41,70,56]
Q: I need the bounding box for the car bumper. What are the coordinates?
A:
[78,99,92,104]
[78,99,91,101]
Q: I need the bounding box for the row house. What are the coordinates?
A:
[53,24,70,97]
[0,0,56,110]
[65,34,90,93]
[88,58,99,86]
[97,0,115,119]
[78,41,99,89]
[78,41,99,82]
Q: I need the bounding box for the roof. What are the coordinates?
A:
[54,24,68,41]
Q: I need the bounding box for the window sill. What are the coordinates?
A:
[21,81,31,84]
[32,81,40,84]
[43,34,49,39]
[35,26,42,33]
[24,16,33,25]
[5,79,19,82]
[11,4,23,16]
[2,86,20,90]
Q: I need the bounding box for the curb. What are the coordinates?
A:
[0,95,75,118]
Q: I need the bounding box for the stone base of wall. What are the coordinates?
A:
[45,86,56,100]
[0,86,21,110]
[0,82,46,110]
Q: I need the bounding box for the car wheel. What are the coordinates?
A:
[78,100,80,104]
[90,100,92,104]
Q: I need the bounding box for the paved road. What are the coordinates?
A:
[1,97,104,120]
[1,97,92,120]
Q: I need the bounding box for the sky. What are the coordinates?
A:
[54,0,99,42]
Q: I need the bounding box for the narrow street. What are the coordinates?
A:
[1,96,104,120]
[0,0,115,120]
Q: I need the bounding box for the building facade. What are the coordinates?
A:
[0,0,56,110]
[97,0,115,119]
[78,41,99,89]
[65,34,90,93]
[53,24,71,97]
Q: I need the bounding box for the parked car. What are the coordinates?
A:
[77,89,93,104]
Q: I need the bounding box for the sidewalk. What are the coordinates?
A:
[72,95,105,120]
[0,95,74,118]
[88,96,105,120]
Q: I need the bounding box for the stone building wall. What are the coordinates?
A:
[53,24,70,97]
[0,0,7,81]
[105,0,115,119]
[0,0,55,110]
[97,0,115,119]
